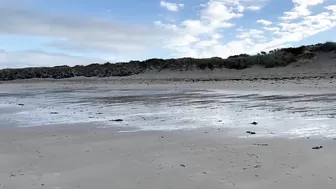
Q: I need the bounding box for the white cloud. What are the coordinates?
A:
[201,0,243,23]
[0,50,103,69]
[237,5,245,12]
[236,29,265,39]
[156,0,336,59]
[257,19,273,26]
[156,0,246,55]
[263,27,280,32]
[326,5,336,17]
[247,6,261,11]
[160,1,184,12]
[280,0,324,20]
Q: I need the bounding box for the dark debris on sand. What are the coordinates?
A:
[246,131,256,135]
[312,146,323,150]
[110,119,123,122]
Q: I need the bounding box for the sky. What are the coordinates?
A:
[0,0,335,68]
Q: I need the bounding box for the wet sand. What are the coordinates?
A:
[1,78,336,188]
[1,78,336,137]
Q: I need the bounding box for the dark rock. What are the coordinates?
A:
[312,146,323,150]
[250,122,258,125]
[18,104,25,106]
[246,131,256,135]
[180,164,186,168]
[50,112,58,114]
[110,119,123,122]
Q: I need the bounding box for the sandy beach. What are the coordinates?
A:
[1,71,336,188]
[1,124,336,189]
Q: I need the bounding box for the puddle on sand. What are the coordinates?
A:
[0,88,336,138]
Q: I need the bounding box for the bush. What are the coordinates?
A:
[318,42,336,52]
[198,63,208,70]
[282,46,306,55]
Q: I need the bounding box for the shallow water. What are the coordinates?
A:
[0,87,335,138]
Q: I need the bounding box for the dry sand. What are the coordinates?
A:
[1,125,336,189]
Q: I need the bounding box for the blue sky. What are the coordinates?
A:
[0,0,335,68]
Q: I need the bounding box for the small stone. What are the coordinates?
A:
[50,112,58,114]
[180,164,186,168]
[251,122,258,125]
[110,119,123,122]
[312,146,323,150]
[160,136,164,139]
[247,131,256,135]
[18,104,24,106]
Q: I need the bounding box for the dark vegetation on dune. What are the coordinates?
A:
[0,42,336,81]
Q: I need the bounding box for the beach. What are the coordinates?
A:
[1,73,336,188]
[1,77,336,188]
[1,124,336,189]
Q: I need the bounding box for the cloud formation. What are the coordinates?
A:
[0,0,335,68]
[0,8,168,54]
[156,0,336,58]
[280,0,324,20]
[160,1,184,12]
[257,19,273,26]
[247,6,261,11]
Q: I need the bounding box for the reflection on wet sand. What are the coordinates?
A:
[1,88,335,137]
